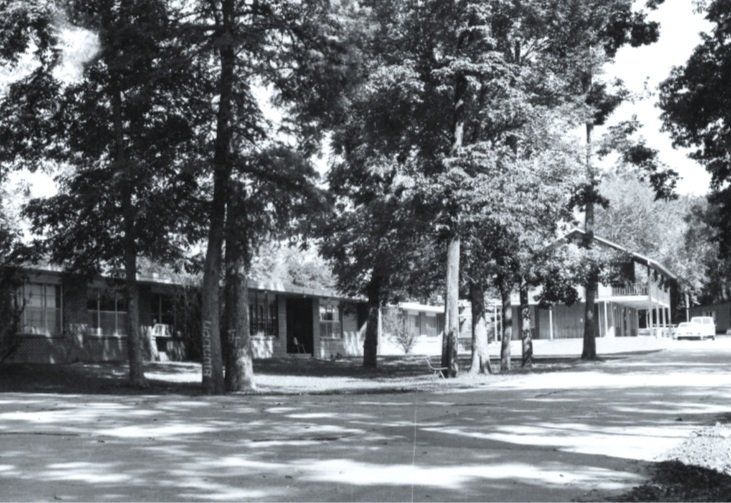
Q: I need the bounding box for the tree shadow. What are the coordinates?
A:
[2,345,731,501]
[0,362,203,396]
[607,460,731,502]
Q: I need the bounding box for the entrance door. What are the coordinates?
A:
[286,298,313,354]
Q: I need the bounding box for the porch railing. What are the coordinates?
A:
[611,283,648,297]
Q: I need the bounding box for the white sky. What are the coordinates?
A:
[603,0,713,195]
[0,0,715,203]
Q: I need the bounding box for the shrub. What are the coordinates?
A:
[382,307,415,354]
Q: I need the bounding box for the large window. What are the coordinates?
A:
[16,283,61,336]
[319,302,341,339]
[249,291,278,337]
[88,288,127,336]
[150,293,175,326]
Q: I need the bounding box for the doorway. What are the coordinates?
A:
[286,298,313,354]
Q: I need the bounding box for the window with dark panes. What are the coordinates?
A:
[249,291,278,336]
[17,283,61,336]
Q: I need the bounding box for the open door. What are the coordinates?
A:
[286,298,313,354]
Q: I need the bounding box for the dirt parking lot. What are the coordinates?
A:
[1,339,730,501]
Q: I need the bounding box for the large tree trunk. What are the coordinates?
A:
[519,284,533,367]
[499,277,513,372]
[223,197,255,392]
[442,237,460,377]
[123,244,147,387]
[469,281,492,375]
[440,67,467,378]
[201,0,235,394]
[363,276,380,368]
[223,253,256,392]
[582,121,599,360]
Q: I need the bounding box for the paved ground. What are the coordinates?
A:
[1,339,730,501]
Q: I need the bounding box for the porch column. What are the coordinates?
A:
[647,304,653,337]
[549,306,554,340]
[660,306,666,337]
[603,302,609,338]
[647,265,653,337]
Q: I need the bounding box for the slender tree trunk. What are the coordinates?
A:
[469,281,492,375]
[499,277,513,372]
[442,237,460,377]
[108,47,147,387]
[582,121,599,360]
[519,284,533,367]
[440,65,467,378]
[223,196,255,392]
[201,0,235,394]
[363,276,380,368]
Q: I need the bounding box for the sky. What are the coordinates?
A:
[0,0,716,203]
[603,0,713,195]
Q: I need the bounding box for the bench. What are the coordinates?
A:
[425,357,449,378]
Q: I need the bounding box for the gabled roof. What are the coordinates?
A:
[557,228,676,281]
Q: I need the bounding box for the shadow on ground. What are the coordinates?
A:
[1,347,730,501]
[0,354,582,396]
[0,362,202,395]
[607,460,731,502]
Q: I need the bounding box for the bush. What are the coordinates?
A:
[382,307,415,354]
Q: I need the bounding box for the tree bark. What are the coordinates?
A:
[582,120,599,360]
[223,254,256,392]
[440,64,467,378]
[223,196,255,392]
[469,281,492,375]
[123,247,147,387]
[519,284,533,367]
[363,276,380,368]
[499,277,513,372]
[442,237,460,377]
[201,0,235,394]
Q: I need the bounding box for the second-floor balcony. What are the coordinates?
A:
[601,281,670,306]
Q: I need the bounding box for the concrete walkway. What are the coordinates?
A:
[1,340,730,501]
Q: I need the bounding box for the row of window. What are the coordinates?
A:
[16,282,345,339]
[404,312,442,338]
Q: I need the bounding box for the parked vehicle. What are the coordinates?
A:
[674,317,716,340]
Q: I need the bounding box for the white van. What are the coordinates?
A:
[675,316,716,340]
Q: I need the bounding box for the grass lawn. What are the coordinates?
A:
[0,353,577,396]
[0,335,678,396]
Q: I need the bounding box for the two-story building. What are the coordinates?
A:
[524,229,675,339]
[377,230,676,350]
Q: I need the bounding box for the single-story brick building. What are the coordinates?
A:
[7,266,370,364]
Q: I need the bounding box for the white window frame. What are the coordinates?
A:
[319,302,342,339]
[88,288,128,337]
